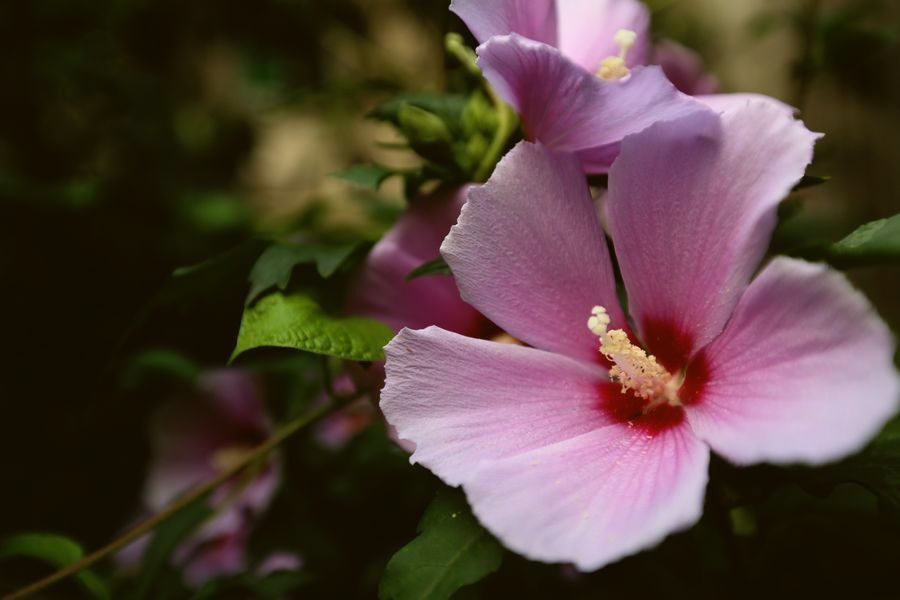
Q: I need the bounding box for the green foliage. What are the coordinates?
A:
[368,86,516,188]
[246,241,362,305]
[193,568,311,599]
[379,488,504,600]
[368,93,468,132]
[398,105,454,146]
[333,164,401,190]
[156,240,269,314]
[825,214,900,267]
[232,292,394,362]
[406,257,451,281]
[0,533,109,599]
[804,425,900,521]
[119,348,202,390]
[133,498,215,599]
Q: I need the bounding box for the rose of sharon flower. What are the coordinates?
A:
[346,185,485,336]
[339,186,494,447]
[450,0,787,172]
[381,103,899,570]
[118,370,280,587]
[345,185,493,390]
[652,39,719,97]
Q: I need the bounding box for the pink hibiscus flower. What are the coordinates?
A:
[380,102,899,570]
[346,185,485,336]
[118,370,280,587]
[450,0,788,171]
[345,185,495,390]
[339,186,498,447]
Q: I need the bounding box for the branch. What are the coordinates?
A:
[5,395,354,600]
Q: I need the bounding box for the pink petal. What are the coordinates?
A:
[143,460,217,511]
[177,528,249,588]
[465,418,709,570]
[477,36,704,172]
[198,369,270,433]
[685,257,900,465]
[652,39,719,95]
[345,185,484,336]
[556,0,651,72]
[114,525,150,571]
[381,327,613,486]
[607,102,820,371]
[450,0,558,47]
[315,396,374,449]
[143,378,271,510]
[256,552,303,576]
[441,142,624,362]
[143,409,225,510]
[696,93,796,116]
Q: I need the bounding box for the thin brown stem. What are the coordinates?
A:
[4,395,353,600]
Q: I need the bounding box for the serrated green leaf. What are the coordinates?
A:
[379,488,503,600]
[826,214,900,267]
[246,242,361,305]
[0,533,109,599]
[406,257,451,281]
[333,164,398,190]
[134,497,215,599]
[232,292,394,362]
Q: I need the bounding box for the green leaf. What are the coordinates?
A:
[134,498,215,599]
[232,292,394,362]
[406,257,451,281]
[799,429,900,522]
[246,241,361,305]
[151,239,268,314]
[0,533,109,599]
[826,214,900,267]
[379,488,503,600]
[333,164,398,190]
[120,348,201,389]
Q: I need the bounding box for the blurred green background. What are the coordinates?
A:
[0,0,898,597]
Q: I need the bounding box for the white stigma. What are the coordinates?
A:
[588,305,681,410]
[597,29,638,81]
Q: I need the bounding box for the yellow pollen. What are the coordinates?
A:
[597,29,638,81]
[587,306,681,410]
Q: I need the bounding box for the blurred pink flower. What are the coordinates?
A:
[255,552,303,576]
[314,374,376,450]
[381,104,899,570]
[118,369,280,588]
[346,185,486,336]
[342,186,500,449]
[344,185,494,391]
[450,0,790,171]
[652,39,720,96]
